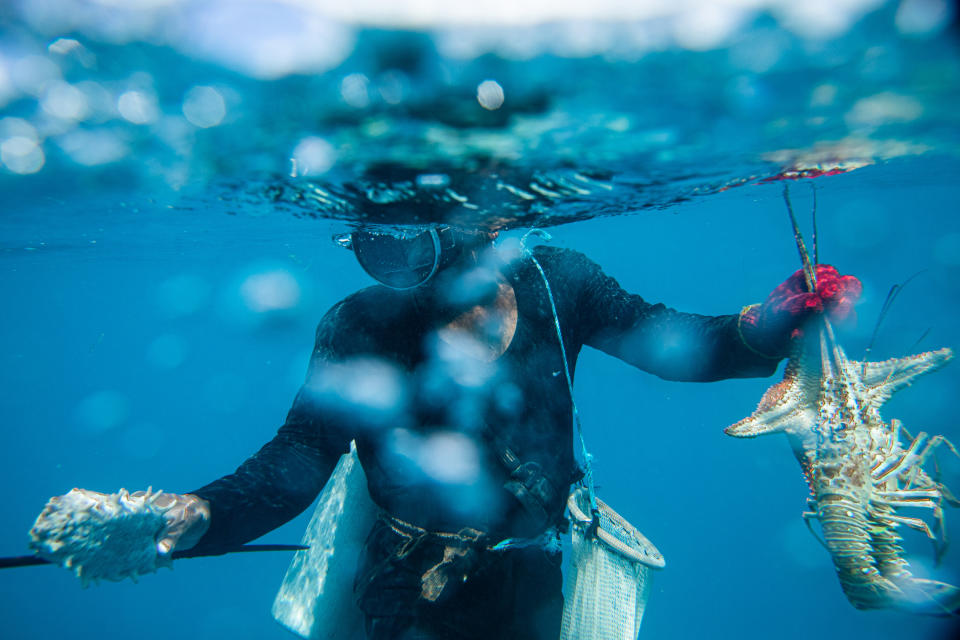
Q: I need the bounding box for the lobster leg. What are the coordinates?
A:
[901,440,958,491]
[801,508,830,552]
[869,517,911,582]
[876,514,936,539]
[934,502,949,565]
[868,519,960,616]
[939,482,960,508]
[873,432,932,482]
[905,436,960,487]
[877,490,941,501]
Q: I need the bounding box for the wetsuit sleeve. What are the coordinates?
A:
[546,248,782,382]
[189,308,355,551]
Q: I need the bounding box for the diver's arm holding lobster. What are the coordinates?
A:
[549,248,860,381]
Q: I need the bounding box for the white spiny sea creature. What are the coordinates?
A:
[29,487,173,587]
[726,191,959,615]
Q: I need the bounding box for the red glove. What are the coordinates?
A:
[739,264,862,358]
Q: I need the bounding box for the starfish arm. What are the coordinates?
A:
[725,378,812,437]
[855,348,953,405]
[725,409,816,437]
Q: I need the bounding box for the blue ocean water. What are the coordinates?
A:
[2,2,960,639]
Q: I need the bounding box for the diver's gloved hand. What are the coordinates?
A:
[29,488,210,586]
[738,265,862,358]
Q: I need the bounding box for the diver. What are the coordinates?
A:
[33,224,861,639]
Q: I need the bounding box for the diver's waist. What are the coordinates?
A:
[379,510,492,546]
[378,510,560,554]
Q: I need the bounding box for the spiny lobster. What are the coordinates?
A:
[726,190,959,615]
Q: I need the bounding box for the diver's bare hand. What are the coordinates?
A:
[147,492,211,555]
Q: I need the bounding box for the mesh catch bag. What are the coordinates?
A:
[272,442,377,640]
[561,487,665,640]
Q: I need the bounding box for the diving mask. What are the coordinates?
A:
[336,226,486,290]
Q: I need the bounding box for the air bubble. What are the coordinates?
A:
[182,86,227,128]
[477,80,504,110]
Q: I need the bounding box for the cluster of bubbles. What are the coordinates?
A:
[1,0,957,228]
[295,242,528,519]
[0,35,233,179]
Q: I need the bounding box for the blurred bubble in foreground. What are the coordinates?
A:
[57,129,128,166]
[75,389,129,434]
[41,81,89,121]
[291,136,336,177]
[1,135,45,174]
[895,0,955,36]
[182,85,227,128]
[417,432,481,484]
[304,357,408,428]
[117,90,159,125]
[239,268,302,313]
[477,80,504,110]
[340,73,371,109]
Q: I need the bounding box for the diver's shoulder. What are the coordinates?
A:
[530,244,588,260]
[338,285,405,312]
[318,286,413,333]
[529,245,597,274]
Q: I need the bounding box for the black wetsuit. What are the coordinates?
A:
[191,247,780,640]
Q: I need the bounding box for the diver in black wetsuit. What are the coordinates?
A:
[39,225,861,639]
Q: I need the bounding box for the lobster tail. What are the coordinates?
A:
[818,496,901,610]
[900,579,960,617]
[820,497,960,616]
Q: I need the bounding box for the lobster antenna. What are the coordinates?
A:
[865,284,900,363]
[906,327,931,354]
[810,183,819,266]
[783,184,816,292]
[863,270,928,361]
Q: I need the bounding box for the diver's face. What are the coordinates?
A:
[351,228,446,290]
[352,228,496,291]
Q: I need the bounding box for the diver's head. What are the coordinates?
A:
[339,226,495,290]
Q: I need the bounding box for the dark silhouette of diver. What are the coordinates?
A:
[39,226,861,639]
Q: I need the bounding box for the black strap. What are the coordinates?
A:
[0,544,308,570]
[495,442,567,531]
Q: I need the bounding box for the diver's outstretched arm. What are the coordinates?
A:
[30,299,363,584]
[531,246,782,381]
[187,301,364,553]
[539,247,858,382]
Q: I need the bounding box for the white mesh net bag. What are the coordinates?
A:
[272,442,377,640]
[561,487,665,640]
